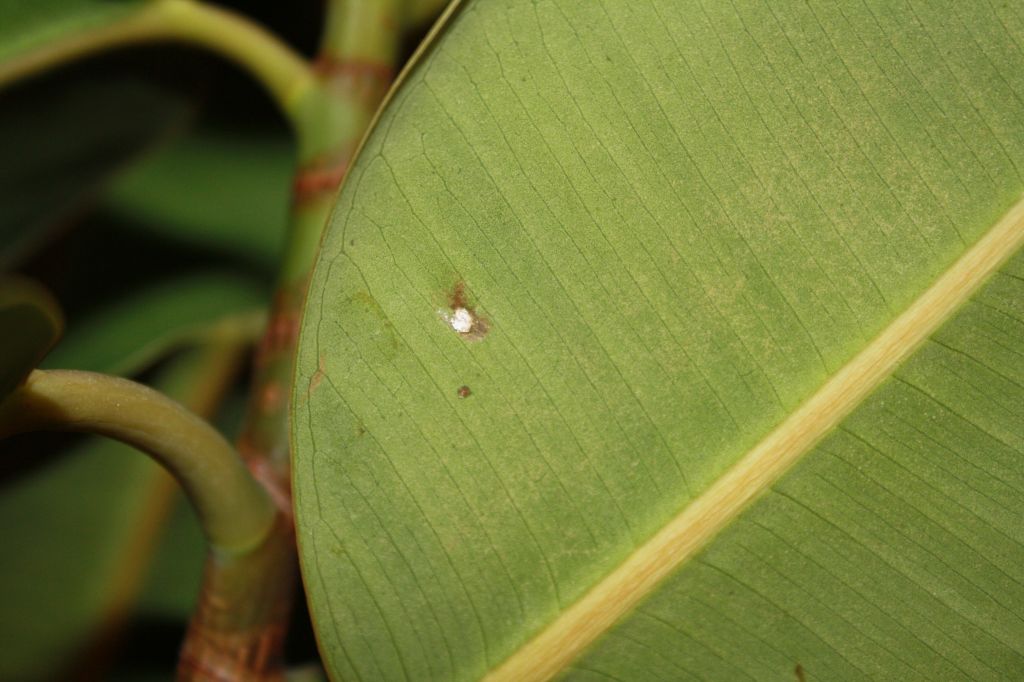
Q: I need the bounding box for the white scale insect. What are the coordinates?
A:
[439,305,487,340]
[447,307,475,333]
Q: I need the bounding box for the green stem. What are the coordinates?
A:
[0,0,317,131]
[238,0,405,498]
[198,4,406,677]
[71,335,252,680]
[320,0,402,67]
[0,369,274,556]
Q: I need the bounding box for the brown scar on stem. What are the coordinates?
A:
[292,159,350,202]
[259,382,283,413]
[313,57,394,110]
[255,290,304,363]
[313,56,395,83]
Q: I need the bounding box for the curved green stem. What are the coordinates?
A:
[0,0,317,130]
[0,369,275,556]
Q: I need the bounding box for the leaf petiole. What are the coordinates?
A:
[0,0,318,133]
[0,369,275,556]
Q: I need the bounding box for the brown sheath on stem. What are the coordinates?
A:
[178,514,296,681]
[177,2,405,679]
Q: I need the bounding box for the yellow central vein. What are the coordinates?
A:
[484,195,1024,681]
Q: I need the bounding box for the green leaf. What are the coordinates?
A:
[103,132,296,272]
[0,0,189,266]
[0,74,187,268]
[292,1,1024,680]
[23,125,288,376]
[0,0,141,69]
[0,436,169,681]
[43,270,264,375]
[0,276,62,399]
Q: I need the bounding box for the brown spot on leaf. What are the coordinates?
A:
[308,354,327,397]
[457,385,471,398]
[795,663,806,682]
[449,280,468,310]
[443,280,488,341]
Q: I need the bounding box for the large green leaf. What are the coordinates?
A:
[293,1,1024,679]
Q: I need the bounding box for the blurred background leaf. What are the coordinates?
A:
[0,344,239,680]
[0,277,62,399]
[0,0,459,677]
[103,132,295,273]
[0,74,189,269]
[0,0,145,67]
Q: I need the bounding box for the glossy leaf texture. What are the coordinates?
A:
[292,1,1024,679]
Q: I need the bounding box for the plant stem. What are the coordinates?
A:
[196,3,404,678]
[0,369,274,556]
[0,0,317,131]
[178,511,295,681]
[72,335,252,679]
[238,0,404,501]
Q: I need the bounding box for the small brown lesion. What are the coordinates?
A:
[307,354,328,397]
[794,663,806,682]
[443,280,488,341]
[448,280,469,310]
[457,385,471,398]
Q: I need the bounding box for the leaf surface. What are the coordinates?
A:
[293,1,1024,679]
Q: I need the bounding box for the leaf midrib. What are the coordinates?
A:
[483,195,1024,682]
